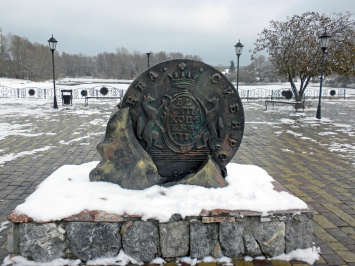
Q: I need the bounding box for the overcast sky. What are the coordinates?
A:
[1,0,354,67]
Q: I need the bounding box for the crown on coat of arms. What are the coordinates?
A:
[167,62,195,89]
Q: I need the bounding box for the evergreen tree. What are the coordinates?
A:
[229,60,236,73]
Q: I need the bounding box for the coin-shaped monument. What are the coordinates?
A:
[90,59,244,190]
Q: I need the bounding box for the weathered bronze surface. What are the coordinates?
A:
[120,60,244,182]
[89,108,163,189]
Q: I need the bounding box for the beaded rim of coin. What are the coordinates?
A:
[121,59,244,181]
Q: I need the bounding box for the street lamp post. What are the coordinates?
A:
[316,30,331,119]
[48,35,58,109]
[146,52,151,68]
[234,40,244,93]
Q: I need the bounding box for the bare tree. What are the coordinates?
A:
[252,12,355,100]
[0,31,204,80]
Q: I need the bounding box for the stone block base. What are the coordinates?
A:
[7,210,313,263]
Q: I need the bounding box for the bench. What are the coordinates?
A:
[85,96,122,107]
[265,100,304,112]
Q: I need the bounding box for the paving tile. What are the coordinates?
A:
[327,242,349,251]
[2,100,355,263]
[321,254,346,265]
[313,255,327,265]
[334,250,355,263]
[345,245,355,253]
[270,261,292,266]
[313,215,337,229]
[235,262,254,266]
[252,259,272,265]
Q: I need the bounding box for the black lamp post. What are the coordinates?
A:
[146,52,151,68]
[48,35,58,109]
[234,40,244,93]
[316,30,331,119]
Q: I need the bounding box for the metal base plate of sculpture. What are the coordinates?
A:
[90,59,244,189]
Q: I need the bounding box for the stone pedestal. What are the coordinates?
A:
[7,181,314,264]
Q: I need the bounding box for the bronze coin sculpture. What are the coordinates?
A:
[90,59,244,189]
[121,59,244,181]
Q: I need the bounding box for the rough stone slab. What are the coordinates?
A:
[244,234,262,256]
[66,222,121,261]
[19,223,65,262]
[255,221,285,257]
[285,214,313,254]
[202,217,235,223]
[8,210,314,263]
[122,221,159,262]
[199,209,211,217]
[168,214,182,222]
[63,209,96,222]
[120,221,133,235]
[219,222,245,257]
[7,223,19,254]
[239,210,263,216]
[94,211,124,222]
[210,209,231,216]
[159,221,189,258]
[190,222,218,259]
[7,211,33,223]
[123,213,141,218]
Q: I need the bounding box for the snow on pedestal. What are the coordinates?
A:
[5,162,318,265]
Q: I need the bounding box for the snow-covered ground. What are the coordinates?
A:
[1,77,354,98]
[2,78,354,265]
[0,77,132,89]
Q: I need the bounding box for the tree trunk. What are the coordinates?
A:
[289,76,300,100]
[298,77,310,101]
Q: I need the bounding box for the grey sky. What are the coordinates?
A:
[1,0,354,67]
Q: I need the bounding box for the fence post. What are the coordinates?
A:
[17,88,19,98]
[344,89,346,100]
[271,89,273,100]
[247,89,249,101]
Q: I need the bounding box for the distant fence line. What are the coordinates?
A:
[0,85,348,100]
[0,85,125,100]
[238,87,347,100]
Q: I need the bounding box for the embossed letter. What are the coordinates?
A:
[231,120,240,130]
[229,103,239,113]
[211,73,221,84]
[223,87,234,98]
[218,152,228,161]
[126,97,136,106]
[228,137,238,147]
[149,71,159,82]
[135,82,146,92]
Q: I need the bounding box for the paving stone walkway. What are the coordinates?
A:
[0,98,355,265]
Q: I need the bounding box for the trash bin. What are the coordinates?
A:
[61,90,73,106]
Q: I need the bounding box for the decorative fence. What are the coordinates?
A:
[0,85,348,101]
[0,85,125,100]
[238,87,347,100]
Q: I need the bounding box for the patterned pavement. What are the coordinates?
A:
[0,98,355,265]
